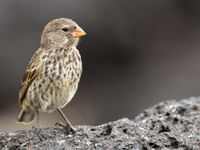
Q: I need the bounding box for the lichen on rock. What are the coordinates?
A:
[1,97,200,149]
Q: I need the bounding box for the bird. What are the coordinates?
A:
[16,18,86,134]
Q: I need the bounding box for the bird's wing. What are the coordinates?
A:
[19,49,44,106]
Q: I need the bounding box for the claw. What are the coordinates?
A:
[31,126,45,141]
[55,122,76,134]
[55,122,66,128]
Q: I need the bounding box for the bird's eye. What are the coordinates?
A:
[62,28,68,32]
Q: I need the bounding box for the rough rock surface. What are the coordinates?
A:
[1,97,200,150]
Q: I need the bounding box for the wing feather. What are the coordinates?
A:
[19,49,43,106]
[19,69,39,105]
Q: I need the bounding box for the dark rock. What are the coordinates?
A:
[1,97,200,149]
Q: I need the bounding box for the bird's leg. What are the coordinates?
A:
[32,111,44,140]
[55,108,76,134]
[32,111,41,129]
[36,111,40,128]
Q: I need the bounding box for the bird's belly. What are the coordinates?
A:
[38,76,79,112]
[25,53,82,112]
[25,70,80,113]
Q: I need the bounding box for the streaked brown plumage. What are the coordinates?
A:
[17,18,86,134]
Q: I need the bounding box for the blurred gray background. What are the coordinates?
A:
[1,0,200,131]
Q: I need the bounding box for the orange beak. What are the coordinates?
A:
[72,27,86,37]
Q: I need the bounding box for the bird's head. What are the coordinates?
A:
[40,18,86,48]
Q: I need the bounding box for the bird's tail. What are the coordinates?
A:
[17,109,36,124]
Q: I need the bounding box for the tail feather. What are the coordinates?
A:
[17,109,36,124]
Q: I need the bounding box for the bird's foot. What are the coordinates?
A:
[55,122,76,134]
[32,126,45,141]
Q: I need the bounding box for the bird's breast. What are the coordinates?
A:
[44,49,82,85]
[34,49,82,111]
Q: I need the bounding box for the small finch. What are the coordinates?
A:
[17,18,86,134]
